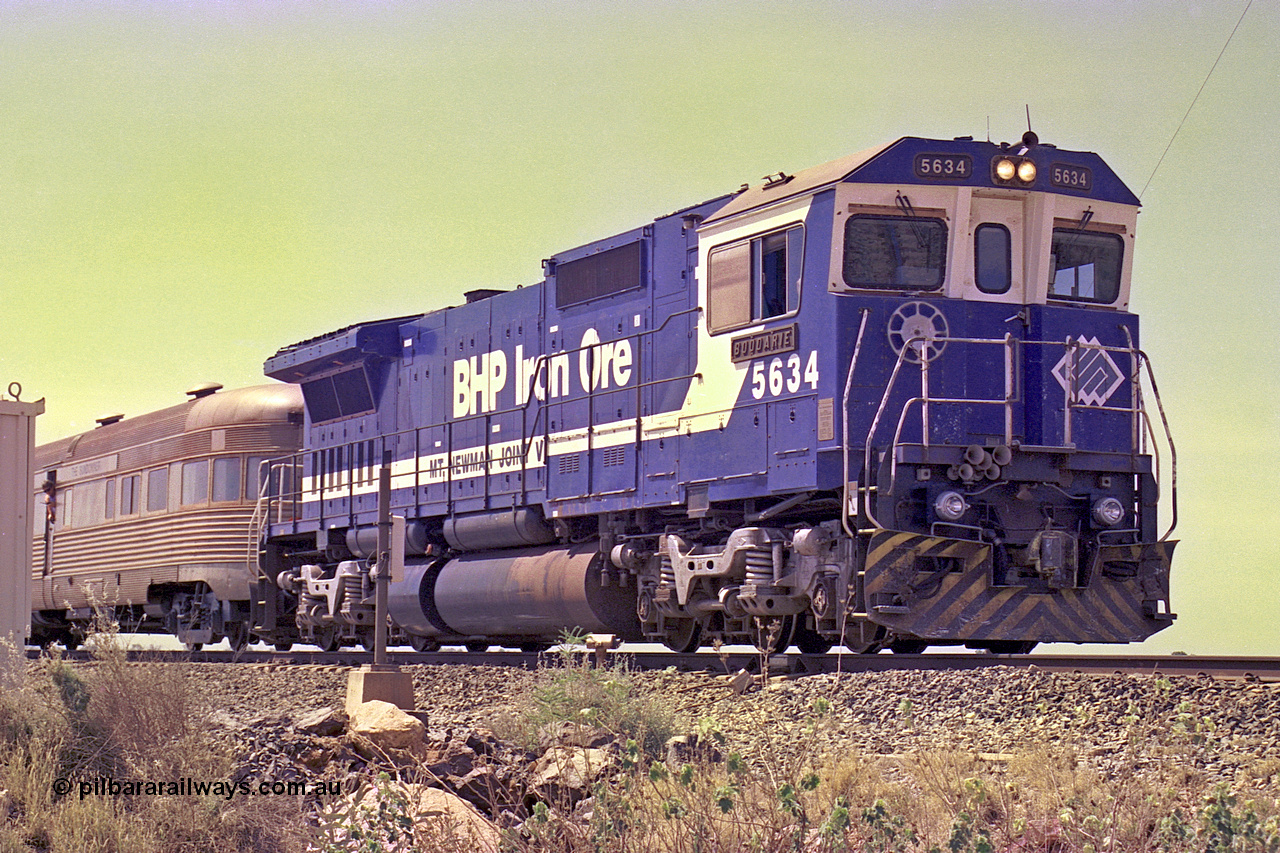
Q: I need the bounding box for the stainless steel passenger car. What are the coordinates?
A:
[32,383,303,648]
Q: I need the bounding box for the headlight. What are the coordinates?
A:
[992,156,1036,186]
[934,490,969,522]
[1091,497,1125,527]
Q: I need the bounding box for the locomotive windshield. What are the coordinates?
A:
[842,215,946,290]
[1048,229,1123,303]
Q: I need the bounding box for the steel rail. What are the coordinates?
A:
[30,648,1280,682]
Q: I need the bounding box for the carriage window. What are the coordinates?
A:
[1049,229,1122,303]
[182,460,209,506]
[213,457,241,502]
[146,468,168,512]
[975,224,1011,294]
[842,215,946,291]
[120,474,140,515]
[104,479,115,520]
[708,225,803,334]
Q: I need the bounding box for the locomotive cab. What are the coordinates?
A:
[679,133,1174,652]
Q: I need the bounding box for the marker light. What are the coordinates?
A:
[995,158,1017,181]
[1091,497,1125,527]
[934,490,969,522]
[1016,160,1037,183]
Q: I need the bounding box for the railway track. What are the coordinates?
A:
[31,646,1280,681]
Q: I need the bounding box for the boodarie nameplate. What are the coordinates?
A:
[730,324,798,364]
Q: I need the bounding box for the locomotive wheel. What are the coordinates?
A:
[983,641,1037,655]
[312,626,340,653]
[408,635,441,653]
[660,617,702,653]
[888,638,928,654]
[752,616,795,655]
[519,641,552,653]
[463,641,489,653]
[840,622,886,654]
[185,643,203,652]
[273,641,293,652]
[226,622,250,651]
[793,622,833,654]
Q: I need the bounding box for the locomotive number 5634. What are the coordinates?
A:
[749,351,819,400]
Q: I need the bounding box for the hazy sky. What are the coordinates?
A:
[1,0,1275,655]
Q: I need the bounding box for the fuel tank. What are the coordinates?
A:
[427,544,642,640]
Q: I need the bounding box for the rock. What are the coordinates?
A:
[465,727,501,756]
[451,766,515,816]
[298,745,335,770]
[348,700,426,754]
[665,733,722,766]
[295,706,346,737]
[536,719,616,750]
[423,740,478,779]
[329,781,502,849]
[534,746,613,791]
[410,785,504,848]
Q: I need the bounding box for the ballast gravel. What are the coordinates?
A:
[179,659,1280,791]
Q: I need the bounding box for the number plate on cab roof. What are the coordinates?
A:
[1050,163,1093,191]
[913,153,973,180]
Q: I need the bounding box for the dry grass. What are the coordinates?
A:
[0,618,310,853]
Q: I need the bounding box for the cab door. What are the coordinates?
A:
[963,194,1026,304]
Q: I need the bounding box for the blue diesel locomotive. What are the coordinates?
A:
[253,132,1177,654]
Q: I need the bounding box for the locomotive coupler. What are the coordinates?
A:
[1030,529,1080,589]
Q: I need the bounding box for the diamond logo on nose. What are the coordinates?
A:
[1052,337,1125,406]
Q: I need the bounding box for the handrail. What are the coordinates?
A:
[855,329,1175,541]
[840,309,870,538]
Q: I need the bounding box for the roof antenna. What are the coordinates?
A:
[986,116,991,143]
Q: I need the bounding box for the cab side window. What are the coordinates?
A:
[708,225,803,334]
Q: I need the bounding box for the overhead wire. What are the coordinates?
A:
[1139,0,1253,199]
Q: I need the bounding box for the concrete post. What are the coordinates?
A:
[0,387,43,686]
[345,450,414,714]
